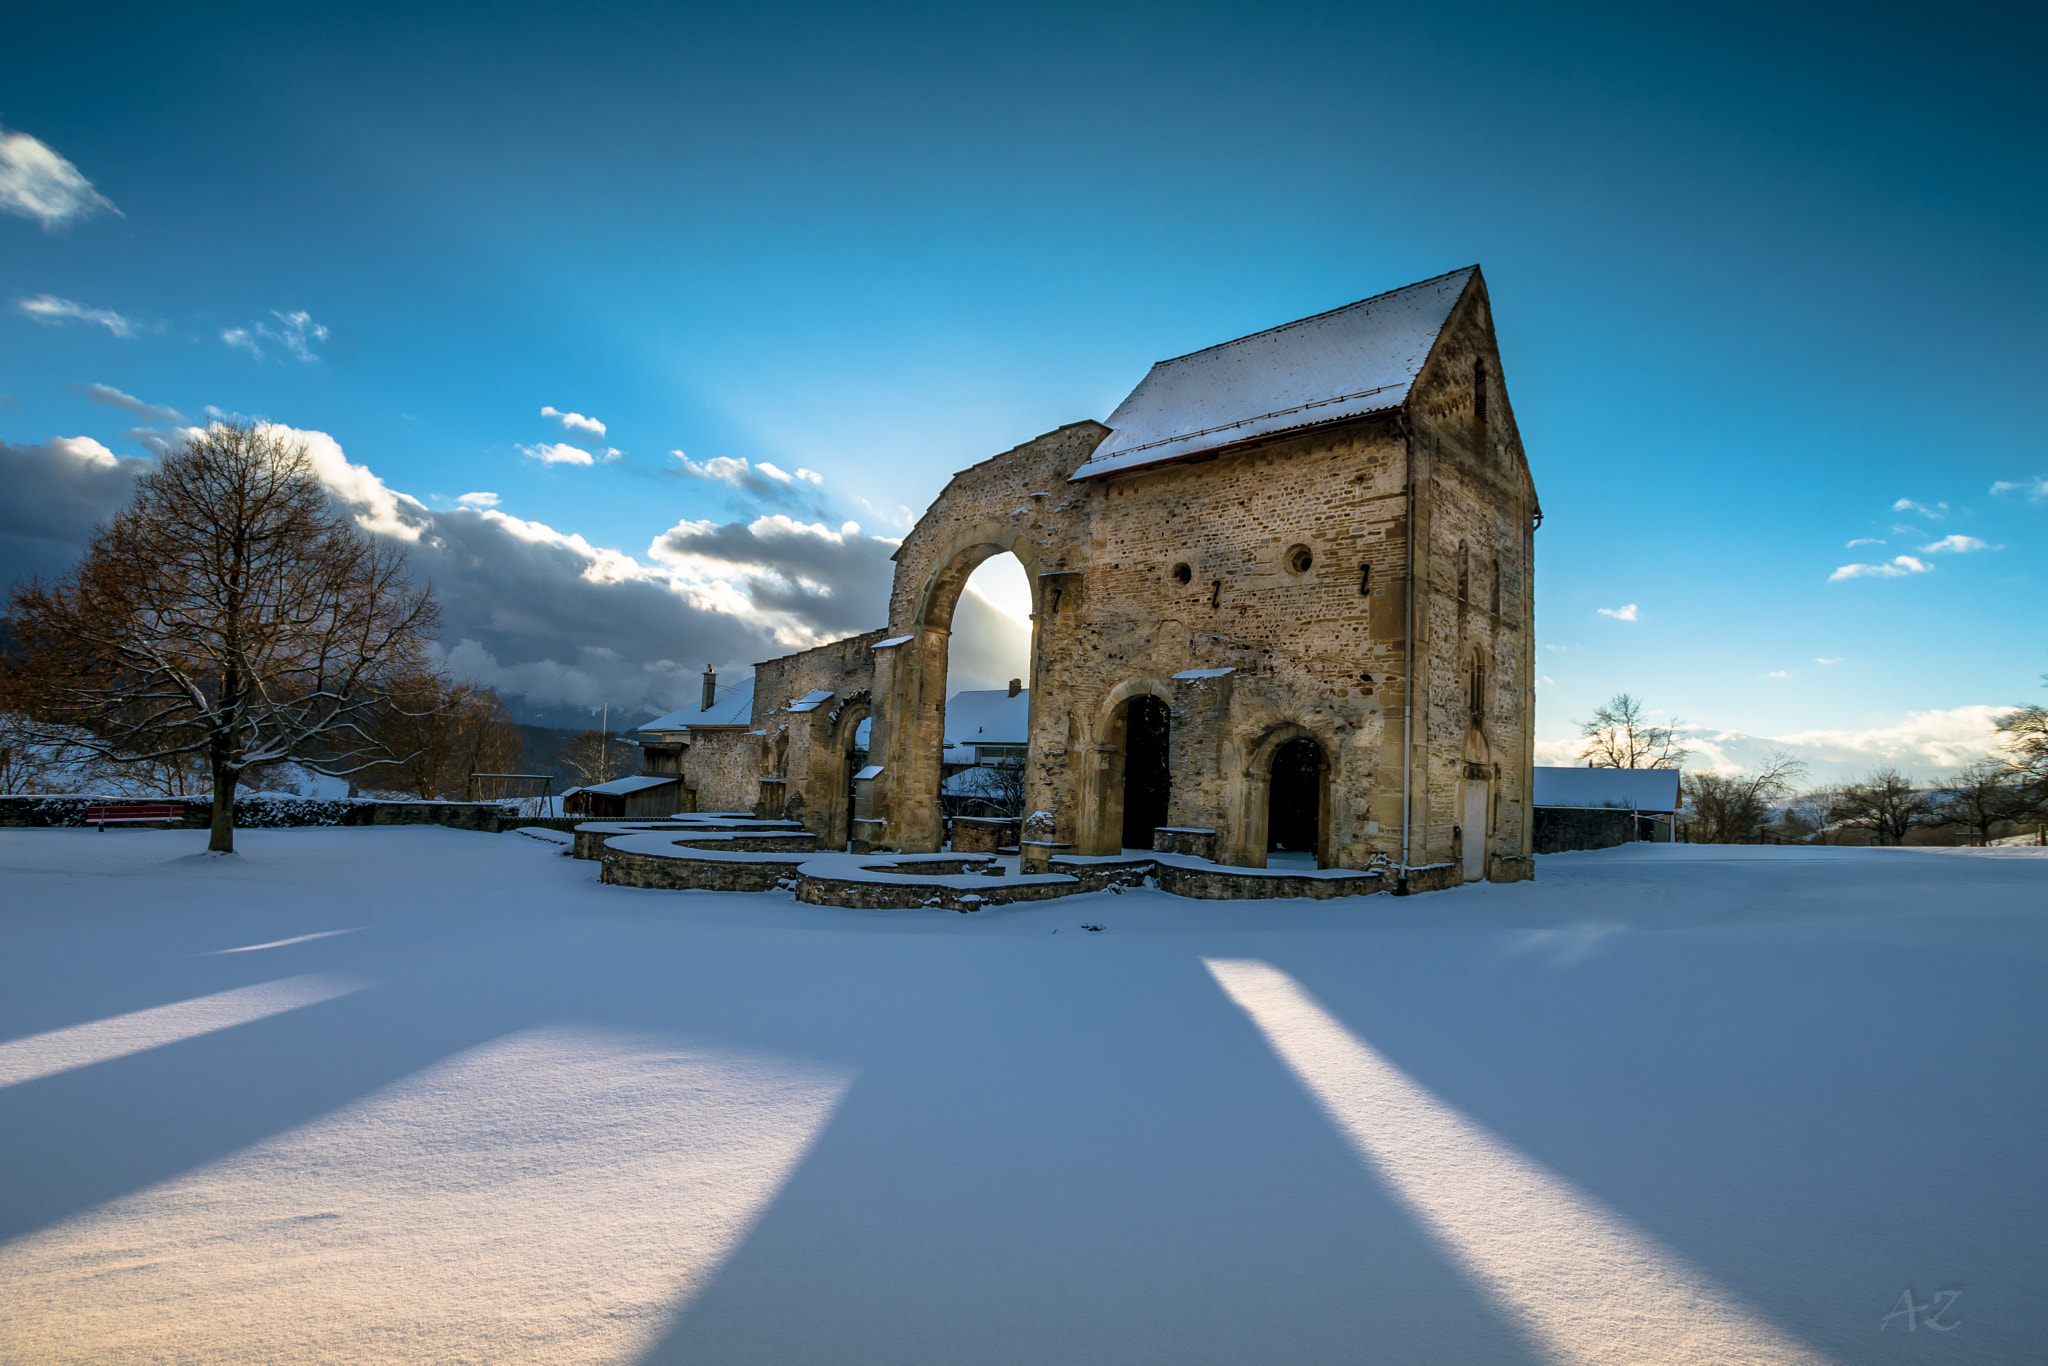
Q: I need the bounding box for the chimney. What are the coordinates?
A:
[701,664,718,711]
[1008,678,1022,698]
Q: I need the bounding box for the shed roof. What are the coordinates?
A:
[1532,766,1681,814]
[1070,267,1476,481]
[580,774,683,796]
[639,676,756,732]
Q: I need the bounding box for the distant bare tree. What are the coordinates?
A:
[557,729,632,787]
[1776,786,1840,843]
[5,422,438,851]
[365,674,521,800]
[1930,761,2027,845]
[1578,692,1690,769]
[1997,681,2047,811]
[943,760,1027,820]
[1829,766,1933,845]
[1681,751,1806,843]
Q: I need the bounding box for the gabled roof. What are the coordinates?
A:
[944,689,1029,748]
[638,676,756,732]
[1532,766,1681,815]
[1070,267,1477,481]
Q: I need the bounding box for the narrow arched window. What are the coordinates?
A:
[1457,541,1469,602]
[1467,651,1486,729]
[1489,556,1501,615]
[1474,358,1488,424]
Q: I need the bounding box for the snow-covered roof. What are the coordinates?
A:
[1532,766,1681,814]
[1172,667,1235,680]
[638,676,756,732]
[785,689,836,713]
[944,689,1029,748]
[1071,267,1476,482]
[580,774,684,796]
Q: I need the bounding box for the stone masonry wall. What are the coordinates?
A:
[740,269,1538,887]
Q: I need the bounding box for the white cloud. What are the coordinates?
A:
[1845,537,1884,548]
[78,382,184,424]
[1815,657,1842,665]
[1538,675,1554,686]
[221,310,328,362]
[1542,643,1566,652]
[0,125,119,229]
[1990,475,2047,504]
[540,406,606,439]
[1766,671,1788,679]
[669,451,828,506]
[17,293,140,338]
[520,442,596,467]
[1596,603,1638,621]
[1918,534,1998,554]
[753,461,824,485]
[456,492,500,509]
[1892,498,1947,520]
[1829,555,1930,581]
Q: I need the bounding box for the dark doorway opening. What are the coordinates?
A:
[841,717,870,850]
[1121,695,1171,851]
[1268,737,1324,859]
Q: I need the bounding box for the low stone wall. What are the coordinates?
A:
[1400,862,1463,894]
[1534,806,1639,855]
[1152,862,1385,901]
[600,848,805,892]
[1151,827,1218,860]
[949,817,1020,853]
[0,794,514,831]
[1489,853,1536,883]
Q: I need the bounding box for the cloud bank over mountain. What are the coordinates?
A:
[1533,704,2013,783]
[0,425,1030,727]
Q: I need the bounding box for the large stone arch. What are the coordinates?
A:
[1075,676,1176,855]
[859,422,1107,855]
[1221,712,1346,869]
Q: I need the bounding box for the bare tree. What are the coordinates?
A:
[1927,761,2025,846]
[1680,751,1806,843]
[364,673,521,800]
[1776,786,1840,843]
[1997,681,2047,812]
[556,729,633,787]
[943,759,1027,820]
[1829,766,1933,846]
[6,422,437,851]
[1578,692,1690,769]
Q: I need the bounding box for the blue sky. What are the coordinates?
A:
[2,0,2041,765]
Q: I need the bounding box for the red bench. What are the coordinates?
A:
[83,803,187,829]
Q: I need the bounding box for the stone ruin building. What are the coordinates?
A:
[643,265,1539,891]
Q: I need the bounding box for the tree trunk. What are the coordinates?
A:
[209,757,238,853]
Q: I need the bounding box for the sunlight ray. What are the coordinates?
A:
[1205,958,1832,1366]
[0,1026,852,1364]
[205,927,365,954]
[0,974,369,1089]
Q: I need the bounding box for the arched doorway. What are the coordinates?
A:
[1267,736,1327,868]
[1120,695,1171,851]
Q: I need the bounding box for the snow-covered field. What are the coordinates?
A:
[1,829,2043,1364]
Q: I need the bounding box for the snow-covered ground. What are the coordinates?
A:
[1,830,2043,1364]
